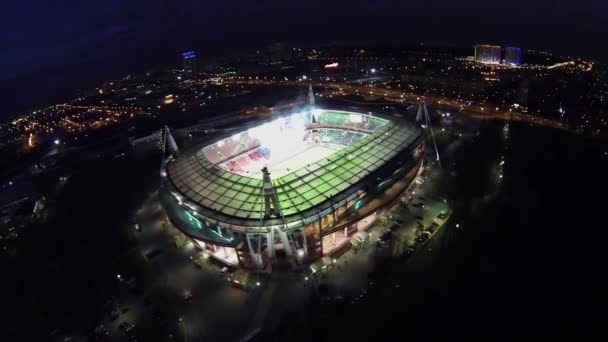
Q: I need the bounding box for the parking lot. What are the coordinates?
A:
[91,148,451,341]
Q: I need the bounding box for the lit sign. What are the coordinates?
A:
[324,62,338,68]
[182,51,196,59]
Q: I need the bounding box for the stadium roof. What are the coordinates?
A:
[165,110,422,225]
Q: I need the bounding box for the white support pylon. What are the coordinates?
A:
[308,83,315,106]
[163,126,180,158]
[417,100,442,168]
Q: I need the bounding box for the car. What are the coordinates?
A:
[395,218,404,225]
[145,249,163,260]
[414,215,423,220]
[416,235,428,243]
[429,222,439,229]
[405,246,416,256]
[93,325,109,338]
[119,322,133,332]
[437,213,448,220]
[412,203,423,208]
[184,293,193,304]
[373,240,386,248]
[379,230,392,241]
[387,223,400,232]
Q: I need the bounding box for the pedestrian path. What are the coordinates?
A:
[245,276,278,332]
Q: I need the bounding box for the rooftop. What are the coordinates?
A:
[165,109,421,225]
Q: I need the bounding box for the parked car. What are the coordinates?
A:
[184,293,193,304]
[387,223,400,232]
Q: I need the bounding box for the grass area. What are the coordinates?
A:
[434,130,453,151]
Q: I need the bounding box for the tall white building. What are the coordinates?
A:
[474,45,501,65]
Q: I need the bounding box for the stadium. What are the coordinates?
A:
[159,108,426,271]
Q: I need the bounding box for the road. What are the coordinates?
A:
[223,79,571,133]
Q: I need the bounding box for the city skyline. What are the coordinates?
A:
[2,0,608,116]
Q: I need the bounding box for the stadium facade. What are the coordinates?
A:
[159,108,426,271]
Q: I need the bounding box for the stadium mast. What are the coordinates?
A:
[308,83,315,106]
[162,126,181,158]
[261,167,282,218]
[416,100,442,168]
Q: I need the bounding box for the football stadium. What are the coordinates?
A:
[159,108,426,271]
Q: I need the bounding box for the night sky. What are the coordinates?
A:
[1,0,606,117]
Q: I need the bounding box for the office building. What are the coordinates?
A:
[182,51,197,74]
[504,46,523,66]
[474,45,502,65]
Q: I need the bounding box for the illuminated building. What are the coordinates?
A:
[504,46,522,66]
[160,109,425,271]
[474,44,502,65]
[182,51,197,75]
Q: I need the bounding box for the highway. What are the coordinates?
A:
[223,79,571,133]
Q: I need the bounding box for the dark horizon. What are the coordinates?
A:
[3,1,608,118]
